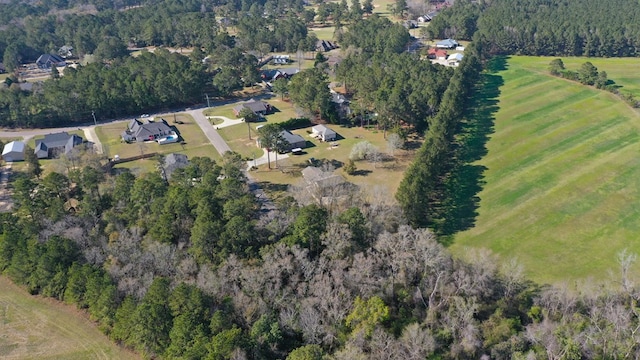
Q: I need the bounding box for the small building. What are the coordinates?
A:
[58,45,74,58]
[403,20,418,29]
[417,15,432,22]
[311,124,337,142]
[34,132,84,159]
[330,92,351,118]
[447,53,464,66]
[36,54,66,69]
[279,130,306,151]
[122,118,172,142]
[272,55,290,64]
[435,38,459,49]
[2,141,26,162]
[316,40,339,52]
[233,99,271,117]
[428,48,448,60]
[162,153,189,181]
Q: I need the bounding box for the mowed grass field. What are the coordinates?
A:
[451,56,640,285]
[0,276,138,360]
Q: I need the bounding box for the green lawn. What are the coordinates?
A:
[505,56,640,97]
[0,276,138,360]
[249,125,415,199]
[310,26,336,41]
[451,56,640,285]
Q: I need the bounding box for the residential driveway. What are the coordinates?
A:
[187,109,231,154]
[82,127,103,154]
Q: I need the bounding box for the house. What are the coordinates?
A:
[36,54,66,69]
[417,15,432,22]
[301,166,357,206]
[279,130,306,151]
[316,40,339,52]
[435,38,459,49]
[330,91,351,118]
[58,45,73,58]
[233,99,271,117]
[122,118,172,142]
[403,20,418,29]
[447,53,464,66]
[2,141,26,162]
[427,48,448,60]
[162,153,189,181]
[34,132,84,159]
[311,125,337,142]
[272,55,290,64]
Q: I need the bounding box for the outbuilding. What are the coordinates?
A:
[2,141,26,162]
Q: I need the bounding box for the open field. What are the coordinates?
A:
[505,56,640,97]
[0,276,138,360]
[451,56,640,285]
[95,114,220,173]
[310,26,336,41]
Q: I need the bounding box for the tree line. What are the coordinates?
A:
[431,0,640,57]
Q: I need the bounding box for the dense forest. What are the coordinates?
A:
[3,105,640,359]
[430,0,640,57]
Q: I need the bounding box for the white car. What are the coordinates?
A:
[140,114,150,118]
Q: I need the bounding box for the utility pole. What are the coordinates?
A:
[91,110,97,126]
[205,93,211,108]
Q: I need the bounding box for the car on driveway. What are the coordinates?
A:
[140,114,150,118]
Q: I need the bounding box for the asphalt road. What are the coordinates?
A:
[186,108,231,154]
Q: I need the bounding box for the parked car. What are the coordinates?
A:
[140,114,150,118]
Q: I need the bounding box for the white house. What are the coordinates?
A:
[436,38,459,49]
[2,141,26,162]
[311,125,337,142]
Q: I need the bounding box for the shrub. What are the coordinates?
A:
[349,141,378,161]
[280,118,311,130]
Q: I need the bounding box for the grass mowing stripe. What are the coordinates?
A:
[452,56,640,285]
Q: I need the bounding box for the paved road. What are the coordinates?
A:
[187,109,231,154]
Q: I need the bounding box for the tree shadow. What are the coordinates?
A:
[351,169,372,176]
[257,181,289,193]
[437,58,504,238]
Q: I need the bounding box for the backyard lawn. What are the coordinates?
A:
[451,56,640,285]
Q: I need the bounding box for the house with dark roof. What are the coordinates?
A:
[279,130,306,151]
[162,153,189,181]
[122,118,172,142]
[36,54,66,69]
[316,40,339,52]
[233,99,271,117]
[34,132,84,159]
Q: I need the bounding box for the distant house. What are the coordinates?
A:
[447,53,464,66]
[300,166,357,206]
[427,48,448,60]
[162,153,189,181]
[36,54,66,69]
[279,130,306,151]
[34,132,84,159]
[316,40,339,52]
[417,15,432,22]
[58,45,73,58]
[435,38,459,49]
[330,92,351,118]
[122,118,172,142]
[2,141,26,162]
[272,55,290,64]
[311,124,337,142]
[403,20,418,29]
[233,99,271,117]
